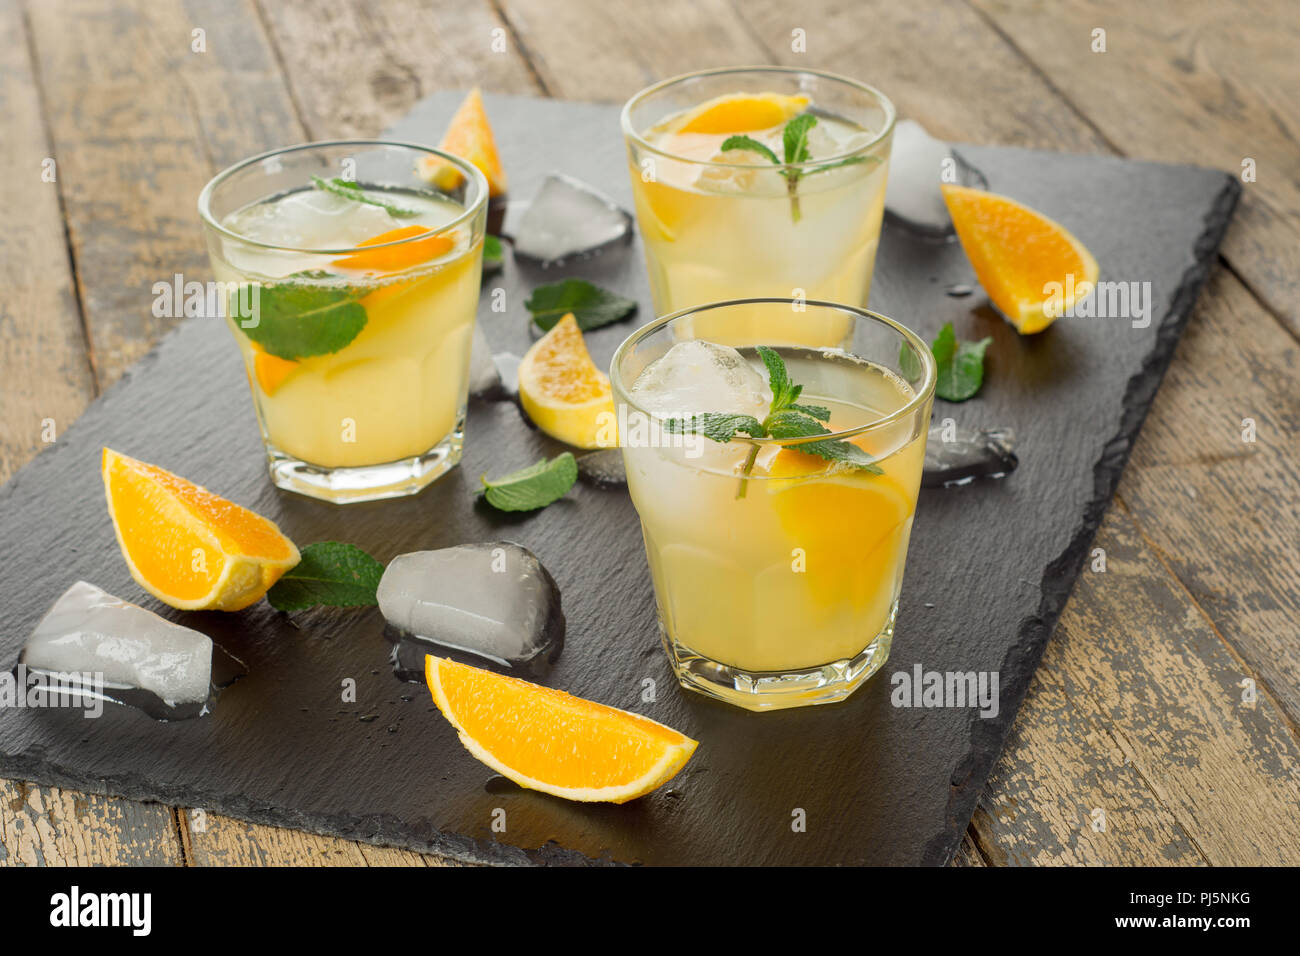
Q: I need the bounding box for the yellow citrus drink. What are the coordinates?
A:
[200,142,488,503]
[622,69,894,347]
[611,301,935,711]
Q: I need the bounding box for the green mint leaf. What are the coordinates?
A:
[237,281,368,360]
[720,135,780,165]
[782,114,817,166]
[899,340,923,381]
[931,322,992,402]
[481,453,578,512]
[788,402,831,421]
[665,413,767,443]
[796,438,885,475]
[756,345,802,411]
[266,542,384,612]
[311,176,420,218]
[764,410,829,439]
[526,278,637,332]
[482,234,504,275]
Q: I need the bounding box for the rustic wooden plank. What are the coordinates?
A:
[0,779,183,866]
[742,0,1110,152]
[1115,269,1300,721]
[24,0,302,389]
[950,829,987,866]
[254,0,541,138]
[973,497,1300,865]
[183,811,460,866]
[0,0,96,480]
[967,0,1300,337]
[495,0,769,101]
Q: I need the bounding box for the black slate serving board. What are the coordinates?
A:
[0,92,1237,866]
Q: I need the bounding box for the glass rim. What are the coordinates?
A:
[196,139,489,255]
[609,297,937,447]
[619,65,896,170]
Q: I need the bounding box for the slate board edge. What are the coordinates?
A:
[919,172,1243,866]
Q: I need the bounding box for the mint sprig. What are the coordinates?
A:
[266,542,384,612]
[902,322,992,402]
[525,278,637,332]
[721,114,872,223]
[481,452,578,512]
[236,280,368,360]
[667,345,882,498]
[311,176,420,218]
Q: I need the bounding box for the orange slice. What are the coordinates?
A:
[517,314,616,449]
[942,184,1100,335]
[102,448,300,611]
[251,349,299,396]
[332,225,454,273]
[425,657,697,803]
[418,87,508,196]
[675,91,810,135]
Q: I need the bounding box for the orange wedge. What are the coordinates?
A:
[426,657,697,803]
[251,349,299,396]
[676,91,810,135]
[517,314,616,449]
[418,87,508,196]
[332,225,454,273]
[942,184,1100,335]
[102,448,300,611]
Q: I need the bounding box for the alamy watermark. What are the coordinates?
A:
[1045,274,1153,329]
[152,274,259,328]
[0,664,104,718]
[891,663,999,718]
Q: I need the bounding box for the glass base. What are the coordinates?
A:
[265,427,463,504]
[661,600,897,712]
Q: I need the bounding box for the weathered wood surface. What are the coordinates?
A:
[2,0,1297,867]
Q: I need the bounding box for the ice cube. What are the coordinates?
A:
[694,152,760,194]
[512,174,632,265]
[576,448,627,486]
[923,425,1018,488]
[630,340,770,419]
[884,119,987,239]
[466,323,500,395]
[378,543,564,677]
[20,581,222,720]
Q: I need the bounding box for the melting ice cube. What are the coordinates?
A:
[630,340,770,419]
[467,323,501,395]
[885,119,988,239]
[576,448,627,486]
[19,581,239,720]
[378,542,564,678]
[922,425,1018,488]
[512,174,632,266]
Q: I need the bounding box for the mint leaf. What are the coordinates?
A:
[482,234,504,275]
[788,402,831,421]
[266,542,384,612]
[526,279,637,332]
[720,135,780,165]
[311,176,420,217]
[665,413,766,443]
[899,340,923,381]
[931,323,992,402]
[237,281,368,360]
[782,114,817,165]
[764,410,827,439]
[481,453,578,512]
[796,438,885,475]
[756,345,801,411]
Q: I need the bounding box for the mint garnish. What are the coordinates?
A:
[481,452,578,512]
[921,323,992,402]
[666,345,882,498]
[721,113,872,223]
[266,542,384,612]
[236,280,368,361]
[525,278,637,332]
[311,176,420,218]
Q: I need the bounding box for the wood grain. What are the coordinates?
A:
[968,0,1300,337]
[0,0,96,480]
[183,812,461,866]
[255,0,540,138]
[974,498,1300,865]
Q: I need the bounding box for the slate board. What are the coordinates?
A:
[0,92,1238,866]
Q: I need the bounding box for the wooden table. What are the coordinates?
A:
[2,0,1297,866]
